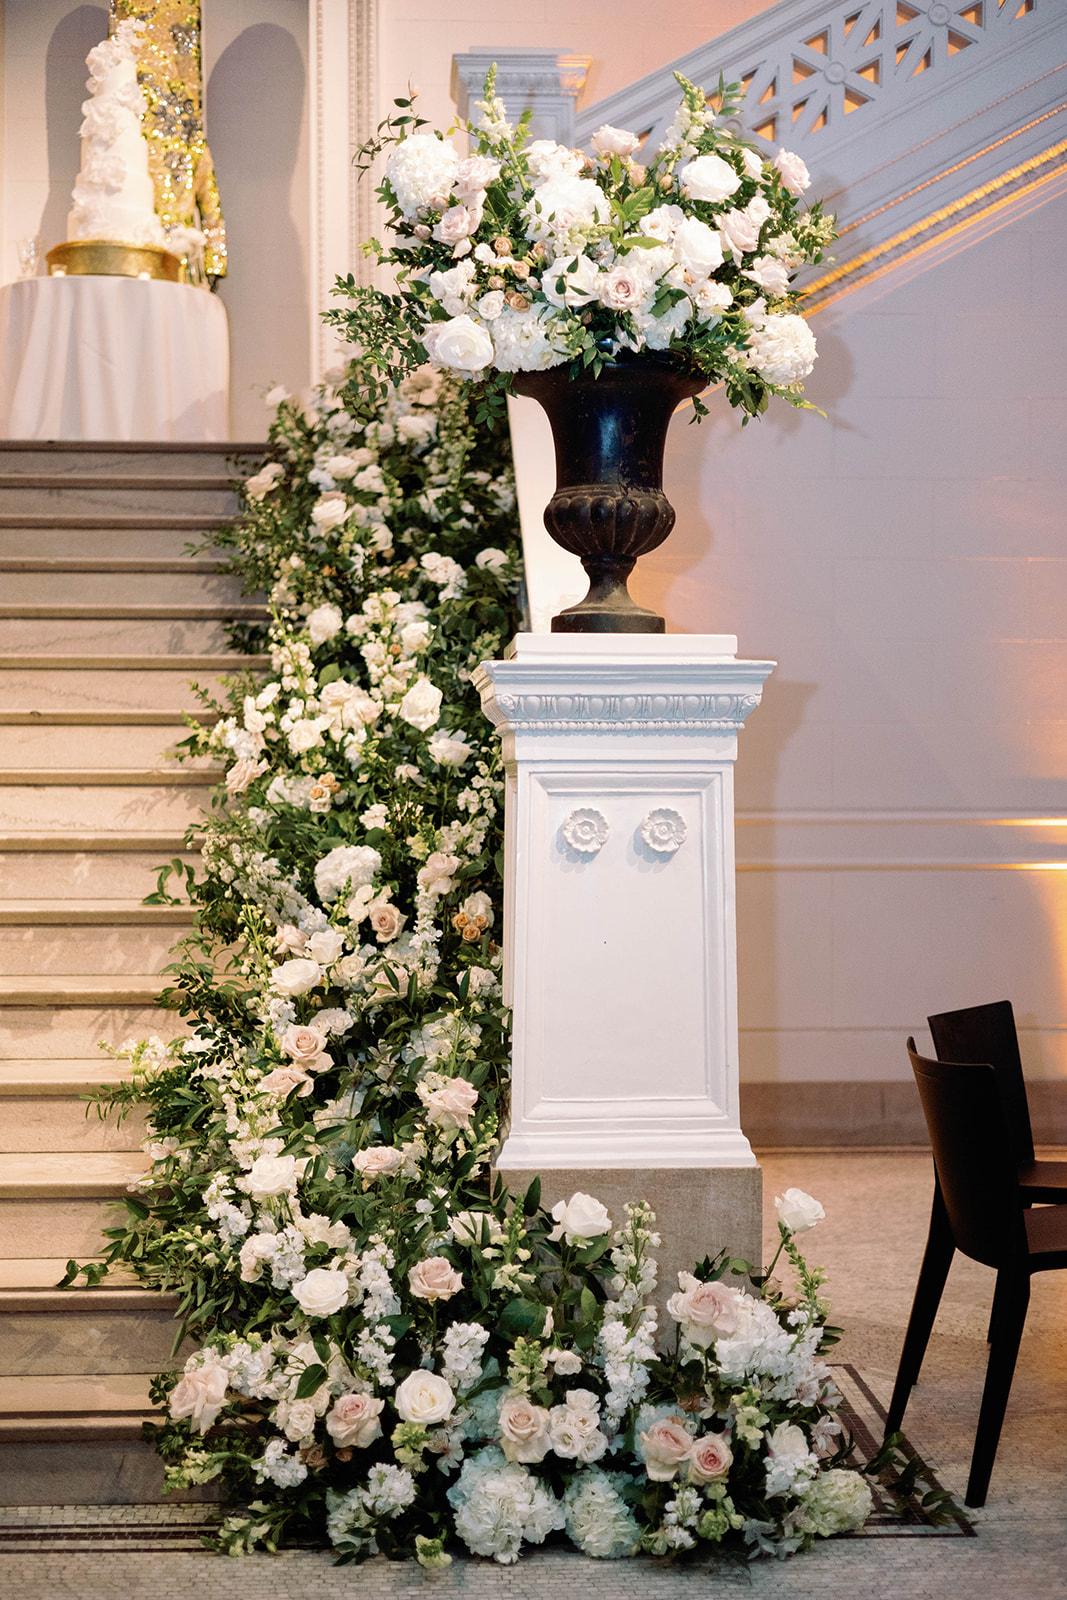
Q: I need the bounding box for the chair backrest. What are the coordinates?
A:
[926,999,1035,1168]
[906,1038,1026,1269]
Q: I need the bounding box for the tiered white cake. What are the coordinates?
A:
[66,21,165,249]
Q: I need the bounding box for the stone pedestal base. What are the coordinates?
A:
[497,1165,763,1316]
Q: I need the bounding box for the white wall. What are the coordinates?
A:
[630,192,1067,1104]
[379,0,771,143]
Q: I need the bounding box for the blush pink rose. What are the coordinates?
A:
[498,1394,551,1463]
[666,1273,740,1348]
[368,900,405,943]
[280,1023,329,1062]
[639,1417,693,1482]
[421,1077,478,1131]
[169,1364,228,1434]
[774,148,811,195]
[599,263,644,311]
[408,1257,463,1301]
[354,1145,404,1181]
[257,1065,313,1099]
[689,1432,733,1483]
[226,758,266,795]
[326,1391,385,1449]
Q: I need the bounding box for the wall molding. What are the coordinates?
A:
[308,0,378,383]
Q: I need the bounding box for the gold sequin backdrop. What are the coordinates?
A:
[111,0,227,278]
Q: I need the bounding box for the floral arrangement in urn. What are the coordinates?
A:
[335,70,835,424]
[68,363,904,1566]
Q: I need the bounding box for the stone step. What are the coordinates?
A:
[0,1372,159,1442]
[0,779,215,833]
[0,526,227,560]
[0,1094,147,1154]
[0,555,229,573]
[0,618,239,655]
[0,1152,150,1258]
[0,657,265,713]
[0,484,238,518]
[0,442,263,477]
[0,1291,186,1378]
[0,719,213,769]
[0,1004,181,1061]
[0,572,255,606]
[0,905,191,977]
[0,841,197,899]
[0,976,165,1007]
[0,1061,131,1094]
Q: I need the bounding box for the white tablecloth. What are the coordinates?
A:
[0,276,230,441]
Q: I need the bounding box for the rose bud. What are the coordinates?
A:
[492,236,512,256]
[413,224,431,241]
[505,291,531,311]
[510,260,530,280]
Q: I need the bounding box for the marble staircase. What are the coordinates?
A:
[0,440,263,1502]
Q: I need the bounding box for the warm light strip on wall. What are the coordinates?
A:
[802,139,1067,316]
[832,102,1067,242]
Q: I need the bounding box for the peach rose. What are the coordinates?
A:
[225,758,266,795]
[408,1257,463,1301]
[326,1391,385,1449]
[639,1417,693,1482]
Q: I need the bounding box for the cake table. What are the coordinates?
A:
[0,275,230,441]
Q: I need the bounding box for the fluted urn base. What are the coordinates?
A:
[514,355,705,633]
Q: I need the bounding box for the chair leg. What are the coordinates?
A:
[965,1270,1030,1509]
[884,1191,955,1437]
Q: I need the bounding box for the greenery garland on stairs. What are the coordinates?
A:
[67,361,882,1565]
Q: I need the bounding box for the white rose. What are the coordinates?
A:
[743,255,791,296]
[292,1266,350,1317]
[310,495,349,530]
[307,603,343,644]
[548,1192,611,1245]
[671,216,724,281]
[245,1152,299,1198]
[287,718,326,754]
[592,124,642,159]
[306,928,345,966]
[420,1076,478,1131]
[498,1394,551,1463]
[540,253,601,309]
[354,1145,404,1181]
[398,676,443,732]
[394,1370,455,1426]
[271,957,321,996]
[476,290,505,321]
[416,850,460,897]
[428,729,475,767]
[775,1187,825,1234]
[400,620,431,653]
[422,314,495,373]
[474,548,507,573]
[680,153,742,204]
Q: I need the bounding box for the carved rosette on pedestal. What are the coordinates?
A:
[473,633,774,1174]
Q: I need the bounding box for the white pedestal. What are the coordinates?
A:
[473,633,774,1174]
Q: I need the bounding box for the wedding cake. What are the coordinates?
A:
[66,20,166,249]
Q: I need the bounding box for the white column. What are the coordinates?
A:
[451,49,590,146]
[473,633,773,1172]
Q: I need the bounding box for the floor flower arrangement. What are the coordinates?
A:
[74,361,874,1565]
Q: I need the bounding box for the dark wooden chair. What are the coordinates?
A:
[927,999,1067,1202]
[885,1040,1067,1506]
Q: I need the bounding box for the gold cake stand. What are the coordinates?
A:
[45,241,181,282]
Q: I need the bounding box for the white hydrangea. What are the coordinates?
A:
[563,1469,640,1559]
[447,1447,566,1563]
[314,844,382,904]
[384,133,461,218]
[743,310,817,386]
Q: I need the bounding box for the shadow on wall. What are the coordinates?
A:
[207,23,309,439]
[40,5,109,254]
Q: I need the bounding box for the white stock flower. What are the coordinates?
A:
[428,729,475,766]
